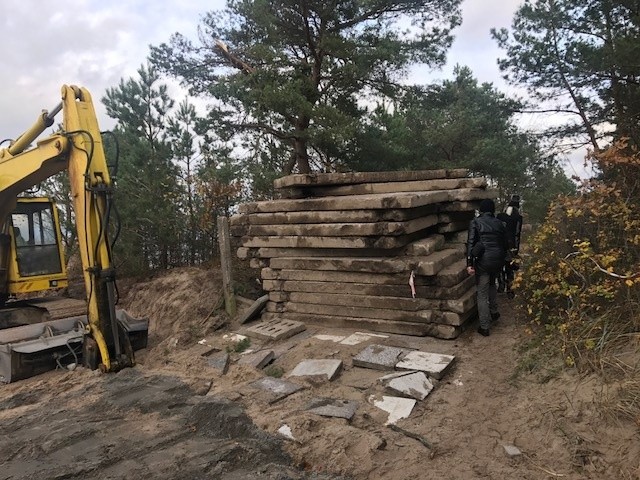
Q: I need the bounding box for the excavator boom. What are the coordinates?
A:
[0,85,148,382]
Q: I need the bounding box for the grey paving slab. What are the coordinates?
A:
[204,352,230,375]
[305,398,358,420]
[352,344,412,371]
[395,351,456,380]
[243,318,306,341]
[383,371,434,400]
[237,350,275,369]
[248,377,304,403]
[288,359,343,381]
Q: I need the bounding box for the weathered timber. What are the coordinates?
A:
[230,214,438,238]
[230,205,438,226]
[238,188,496,214]
[266,301,434,323]
[261,312,467,339]
[261,274,475,300]
[261,258,469,287]
[267,249,459,276]
[273,169,469,189]
[282,177,487,198]
[241,229,433,250]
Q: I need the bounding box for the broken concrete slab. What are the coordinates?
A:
[288,359,343,381]
[237,294,269,325]
[305,398,358,420]
[352,344,412,371]
[396,351,456,380]
[249,377,304,403]
[204,352,230,375]
[371,395,417,425]
[237,350,275,369]
[313,334,346,343]
[383,371,434,401]
[243,318,306,341]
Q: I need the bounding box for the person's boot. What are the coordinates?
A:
[491,312,501,322]
[477,326,490,336]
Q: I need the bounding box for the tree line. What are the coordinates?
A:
[45,0,639,274]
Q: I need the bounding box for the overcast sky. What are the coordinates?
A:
[0,0,590,178]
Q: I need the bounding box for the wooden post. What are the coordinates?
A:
[217,216,237,317]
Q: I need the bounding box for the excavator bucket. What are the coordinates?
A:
[0,308,148,383]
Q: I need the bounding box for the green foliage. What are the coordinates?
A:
[150,0,462,174]
[264,365,284,378]
[226,337,251,353]
[516,143,640,376]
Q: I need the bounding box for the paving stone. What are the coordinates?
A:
[249,377,304,403]
[244,318,306,341]
[288,359,343,381]
[340,332,389,346]
[305,398,358,420]
[237,350,275,369]
[395,351,456,380]
[383,371,434,400]
[204,352,230,375]
[371,395,416,425]
[352,344,412,371]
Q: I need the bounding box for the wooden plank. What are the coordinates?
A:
[217,216,237,317]
[273,169,469,189]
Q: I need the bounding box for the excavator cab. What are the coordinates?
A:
[7,198,68,296]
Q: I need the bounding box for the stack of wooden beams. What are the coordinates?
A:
[230,169,496,339]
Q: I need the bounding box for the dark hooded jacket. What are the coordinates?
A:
[467,212,509,274]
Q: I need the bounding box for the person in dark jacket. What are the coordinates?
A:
[496,196,523,295]
[467,198,509,336]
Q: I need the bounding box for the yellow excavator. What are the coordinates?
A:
[0,85,148,382]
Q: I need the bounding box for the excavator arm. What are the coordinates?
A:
[0,85,147,379]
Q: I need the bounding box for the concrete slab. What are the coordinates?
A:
[384,371,434,400]
[237,294,269,325]
[288,359,343,381]
[249,377,304,403]
[403,235,445,256]
[340,332,389,345]
[204,352,230,375]
[352,344,411,371]
[244,319,306,341]
[237,350,275,369]
[371,395,416,425]
[396,351,456,380]
[305,398,358,420]
[273,169,470,189]
[267,301,434,323]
